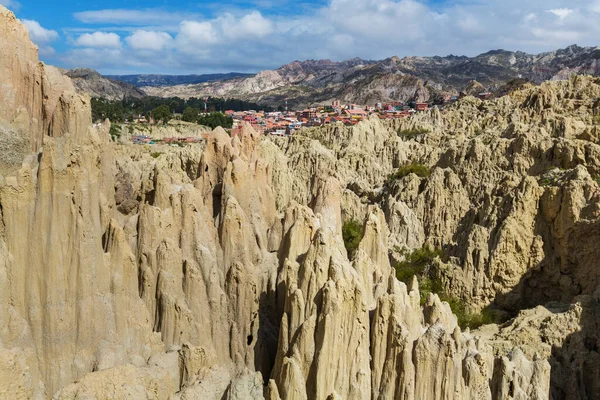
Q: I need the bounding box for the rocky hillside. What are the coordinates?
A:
[142,45,600,108]
[106,73,252,87]
[64,68,146,101]
[3,5,600,399]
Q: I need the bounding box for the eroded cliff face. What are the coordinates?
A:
[1,6,600,400]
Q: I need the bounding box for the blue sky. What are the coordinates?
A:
[3,0,600,74]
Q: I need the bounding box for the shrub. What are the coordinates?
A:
[387,163,430,183]
[392,245,443,285]
[398,127,429,139]
[539,176,554,187]
[109,124,121,141]
[150,152,162,159]
[392,245,497,330]
[342,220,364,258]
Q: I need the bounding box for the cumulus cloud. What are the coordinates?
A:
[177,20,218,47]
[75,32,121,48]
[22,19,58,56]
[23,19,59,43]
[57,0,600,74]
[125,30,172,51]
[220,11,274,40]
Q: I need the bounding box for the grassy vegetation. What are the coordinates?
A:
[392,245,444,283]
[342,220,364,258]
[109,124,121,141]
[387,163,431,184]
[539,167,567,187]
[150,152,162,159]
[539,176,555,187]
[392,245,498,330]
[397,127,430,139]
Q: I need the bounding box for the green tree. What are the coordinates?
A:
[198,112,234,129]
[151,104,172,124]
[182,107,200,123]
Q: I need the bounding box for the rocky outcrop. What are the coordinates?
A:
[64,68,146,101]
[0,7,90,159]
[2,6,600,400]
[113,120,212,141]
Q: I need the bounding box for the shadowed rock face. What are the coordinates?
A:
[2,5,600,400]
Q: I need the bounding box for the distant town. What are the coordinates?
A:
[228,99,437,137]
[126,91,496,146]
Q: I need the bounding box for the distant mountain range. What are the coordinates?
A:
[69,45,600,107]
[105,73,252,88]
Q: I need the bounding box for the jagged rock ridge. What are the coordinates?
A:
[140,45,600,107]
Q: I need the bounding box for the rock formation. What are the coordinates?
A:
[63,68,146,101]
[1,6,600,400]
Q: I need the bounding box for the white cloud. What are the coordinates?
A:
[125,30,172,51]
[74,9,190,25]
[547,8,574,19]
[220,11,274,40]
[22,19,58,56]
[0,0,19,9]
[525,13,537,22]
[59,1,600,74]
[75,32,121,48]
[176,20,218,48]
[22,19,58,43]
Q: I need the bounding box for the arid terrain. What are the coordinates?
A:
[139,46,600,108]
[2,6,600,400]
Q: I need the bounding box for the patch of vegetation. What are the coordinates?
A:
[392,245,498,330]
[342,220,364,258]
[151,105,172,125]
[91,96,272,124]
[387,163,430,183]
[392,245,444,283]
[198,112,234,129]
[539,176,554,187]
[109,124,121,141]
[150,152,162,159]
[539,167,566,187]
[397,127,430,139]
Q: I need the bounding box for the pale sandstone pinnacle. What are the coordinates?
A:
[1,5,600,400]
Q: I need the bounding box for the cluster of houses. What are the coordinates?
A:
[129,96,483,145]
[226,100,438,136]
